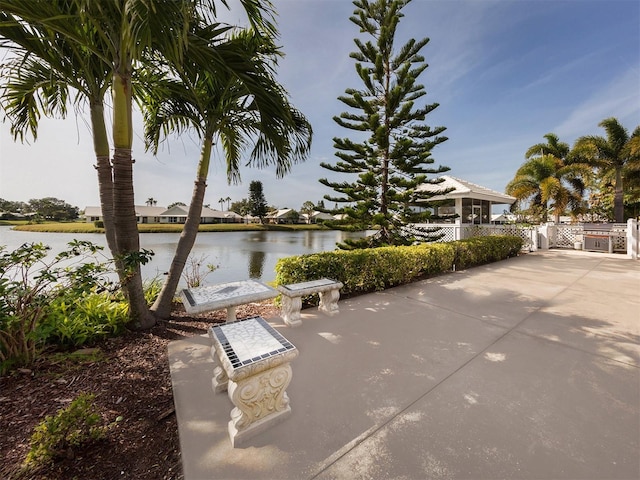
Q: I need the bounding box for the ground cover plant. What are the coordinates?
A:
[0,241,118,374]
[0,300,278,480]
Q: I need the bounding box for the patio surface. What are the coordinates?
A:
[168,249,640,480]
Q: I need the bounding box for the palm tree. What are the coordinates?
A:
[225,196,232,210]
[218,198,226,211]
[0,0,280,329]
[0,6,118,260]
[142,26,312,318]
[146,198,157,206]
[0,0,200,328]
[525,133,570,161]
[507,153,587,224]
[573,118,640,223]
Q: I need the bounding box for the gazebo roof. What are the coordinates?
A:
[417,176,516,204]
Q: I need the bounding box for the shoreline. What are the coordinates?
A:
[4,222,330,234]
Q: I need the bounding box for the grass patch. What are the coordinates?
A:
[12,222,329,233]
[47,349,106,366]
[11,222,102,233]
[0,220,30,226]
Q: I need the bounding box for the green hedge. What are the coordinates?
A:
[275,235,523,297]
[453,235,524,270]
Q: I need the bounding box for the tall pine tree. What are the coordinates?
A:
[320,0,449,248]
[249,180,268,223]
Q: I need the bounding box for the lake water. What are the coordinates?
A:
[0,226,365,286]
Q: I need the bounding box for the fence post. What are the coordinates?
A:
[628,218,638,259]
[538,225,549,250]
[531,227,538,251]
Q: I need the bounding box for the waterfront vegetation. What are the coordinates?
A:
[276,235,523,298]
[8,221,328,234]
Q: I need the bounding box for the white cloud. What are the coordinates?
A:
[555,67,640,139]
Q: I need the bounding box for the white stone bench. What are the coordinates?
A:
[277,278,344,327]
[209,316,298,447]
[180,279,278,322]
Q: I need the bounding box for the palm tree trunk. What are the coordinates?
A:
[89,102,119,258]
[112,70,155,329]
[614,167,624,223]
[152,138,212,318]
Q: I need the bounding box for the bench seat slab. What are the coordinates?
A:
[181,280,278,321]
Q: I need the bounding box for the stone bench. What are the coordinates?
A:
[209,316,298,447]
[277,278,344,327]
[180,279,278,322]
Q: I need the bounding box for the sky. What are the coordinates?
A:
[1,0,639,212]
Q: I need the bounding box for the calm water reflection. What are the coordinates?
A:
[0,226,364,285]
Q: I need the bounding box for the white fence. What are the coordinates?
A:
[416,219,639,259]
[416,223,537,251]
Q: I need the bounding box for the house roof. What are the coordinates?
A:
[136,206,167,217]
[267,208,296,219]
[302,211,334,221]
[417,176,516,204]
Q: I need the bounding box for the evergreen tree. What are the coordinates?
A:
[319,0,449,248]
[248,181,268,222]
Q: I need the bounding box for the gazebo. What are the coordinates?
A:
[416,175,516,225]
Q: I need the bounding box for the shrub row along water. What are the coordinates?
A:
[275,235,524,297]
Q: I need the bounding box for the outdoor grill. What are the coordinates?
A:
[582,223,614,252]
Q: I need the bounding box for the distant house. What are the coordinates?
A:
[83,205,243,224]
[266,208,300,224]
[491,213,517,224]
[301,211,335,224]
[416,176,516,225]
[158,205,242,224]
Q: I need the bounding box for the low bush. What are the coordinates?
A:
[0,241,121,374]
[275,235,523,297]
[37,293,128,349]
[24,393,105,467]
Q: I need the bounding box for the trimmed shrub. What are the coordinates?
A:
[275,235,523,297]
[453,235,523,270]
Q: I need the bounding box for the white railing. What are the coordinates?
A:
[414,223,537,251]
[414,221,639,259]
[550,223,627,252]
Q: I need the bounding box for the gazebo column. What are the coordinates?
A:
[454,198,463,239]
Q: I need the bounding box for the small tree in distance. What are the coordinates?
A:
[230,199,250,216]
[249,181,268,223]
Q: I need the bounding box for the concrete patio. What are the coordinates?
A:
[168,249,640,480]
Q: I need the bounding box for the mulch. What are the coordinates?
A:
[0,301,279,480]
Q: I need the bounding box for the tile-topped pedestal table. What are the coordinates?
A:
[181,279,278,322]
[209,316,298,447]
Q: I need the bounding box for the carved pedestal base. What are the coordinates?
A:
[318,289,340,316]
[211,346,229,393]
[281,296,303,327]
[225,306,237,323]
[278,280,344,326]
[208,317,298,447]
[227,363,293,447]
